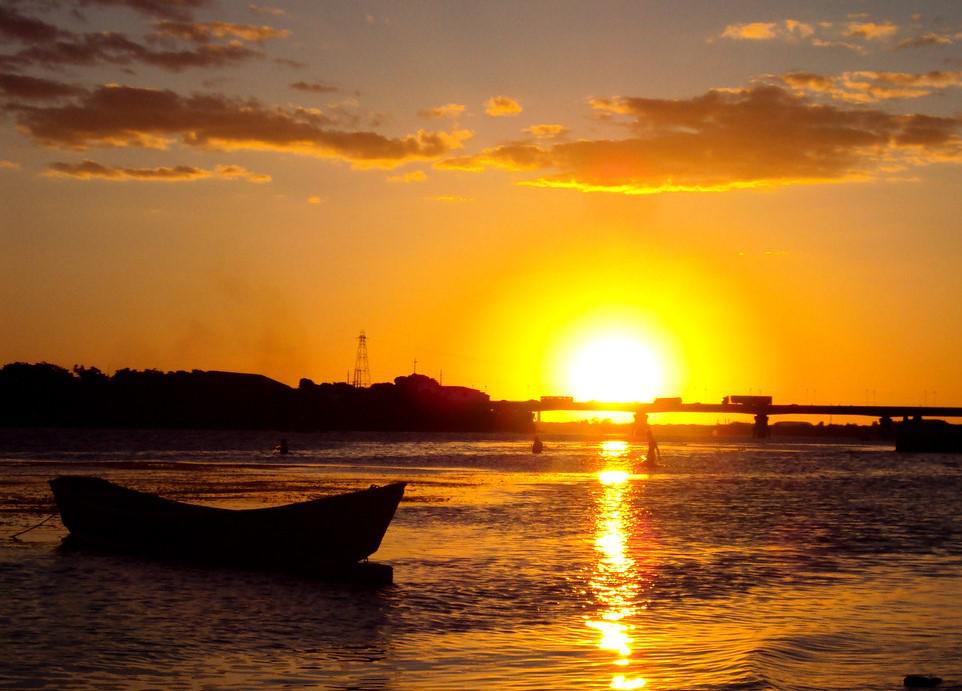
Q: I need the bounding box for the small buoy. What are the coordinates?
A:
[904,674,942,688]
[531,436,543,454]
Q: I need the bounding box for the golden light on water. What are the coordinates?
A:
[600,440,630,459]
[587,441,647,690]
[611,675,647,690]
[599,469,630,486]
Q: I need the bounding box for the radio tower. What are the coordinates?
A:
[352,330,371,388]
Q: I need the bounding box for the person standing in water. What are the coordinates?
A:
[646,428,660,467]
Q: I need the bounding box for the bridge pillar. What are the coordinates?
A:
[753,413,769,439]
[879,415,894,438]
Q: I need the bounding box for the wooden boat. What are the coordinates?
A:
[49,476,406,579]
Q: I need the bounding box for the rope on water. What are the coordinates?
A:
[7,513,58,542]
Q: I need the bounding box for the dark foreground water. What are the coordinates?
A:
[1,429,960,690]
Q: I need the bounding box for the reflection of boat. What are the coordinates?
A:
[50,476,405,581]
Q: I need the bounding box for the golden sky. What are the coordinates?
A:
[1,1,961,406]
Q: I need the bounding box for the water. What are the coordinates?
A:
[1,429,960,690]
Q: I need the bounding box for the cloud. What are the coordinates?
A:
[70,0,211,22]
[212,164,271,183]
[774,70,962,103]
[0,160,20,169]
[151,20,290,43]
[306,194,322,204]
[248,4,286,17]
[721,22,778,40]
[2,31,264,72]
[438,86,962,195]
[809,37,865,53]
[290,80,340,94]
[0,72,85,100]
[387,170,427,183]
[484,95,522,117]
[716,17,903,53]
[784,20,815,39]
[843,21,898,40]
[0,6,265,72]
[0,6,64,43]
[896,32,959,50]
[523,123,569,138]
[43,159,271,182]
[274,57,306,69]
[418,103,465,119]
[11,84,473,168]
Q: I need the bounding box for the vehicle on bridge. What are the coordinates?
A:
[722,395,773,406]
[540,396,574,405]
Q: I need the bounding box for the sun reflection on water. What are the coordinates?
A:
[599,469,630,486]
[587,440,647,690]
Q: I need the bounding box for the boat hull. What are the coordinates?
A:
[50,476,405,572]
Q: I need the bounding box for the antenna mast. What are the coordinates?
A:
[352,330,371,387]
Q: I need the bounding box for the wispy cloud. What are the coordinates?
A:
[71,0,211,22]
[418,103,466,119]
[387,170,427,183]
[7,38,263,72]
[0,72,85,101]
[721,22,779,41]
[150,20,290,43]
[773,70,962,103]
[896,31,962,50]
[13,84,473,168]
[0,5,266,73]
[0,9,264,72]
[0,6,65,43]
[484,95,522,117]
[523,123,569,139]
[0,159,20,170]
[43,159,271,182]
[248,4,286,18]
[717,16,908,53]
[843,20,898,40]
[290,80,340,94]
[274,57,306,69]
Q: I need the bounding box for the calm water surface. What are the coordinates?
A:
[1,429,960,690]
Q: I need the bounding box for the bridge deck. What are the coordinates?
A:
[493,401,962,419]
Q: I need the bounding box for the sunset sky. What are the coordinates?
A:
[2,0,961,406]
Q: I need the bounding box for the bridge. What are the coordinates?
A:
[493,396,962,438]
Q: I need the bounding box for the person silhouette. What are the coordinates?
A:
[645,428,660,467]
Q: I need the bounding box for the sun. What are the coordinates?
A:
[567,333,663,402]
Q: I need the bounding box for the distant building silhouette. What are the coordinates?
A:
[0,362,531,433]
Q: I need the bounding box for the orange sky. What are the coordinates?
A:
[1,1,961,406]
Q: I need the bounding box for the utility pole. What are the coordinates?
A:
[352,331,370,388]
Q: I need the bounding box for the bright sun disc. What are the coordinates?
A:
[568,334,663,401]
